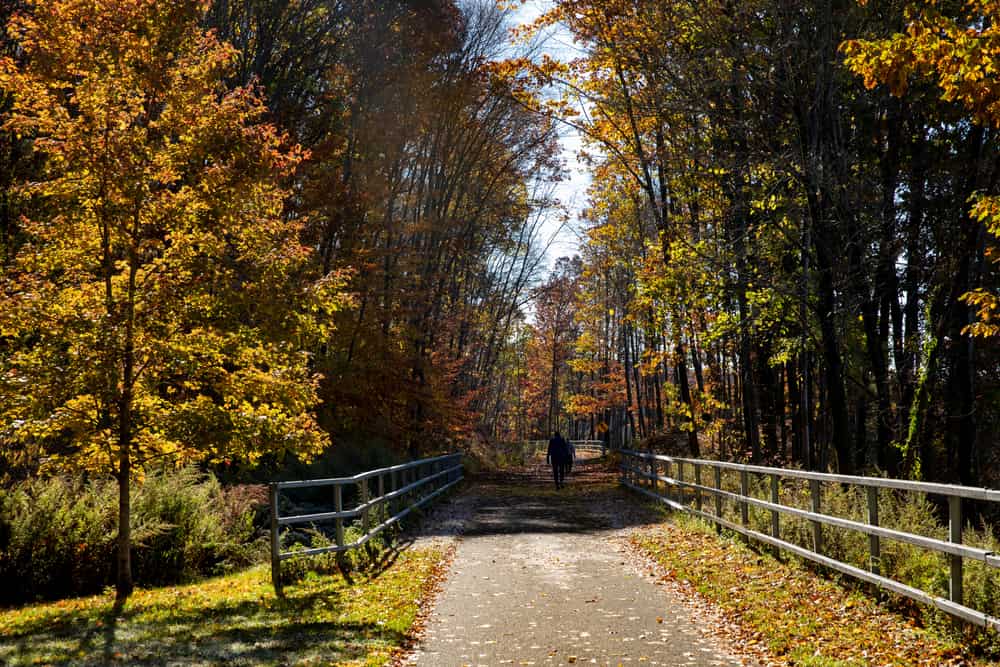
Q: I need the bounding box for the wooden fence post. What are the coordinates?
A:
[694,463,702,513]
[770,474,780,540]
[378,473,386,524]
[739,469,749,542]
[360,478,370,537]
[269,483,282,596]
[714,466,722,534]
[334,484,345,548]
[949,496,963,608]
[867,487,880,575]
[410,465,417,506]
[664,460,672,502]
[810,479,823,555]
[677,461,685,506]
[390,469,398,516]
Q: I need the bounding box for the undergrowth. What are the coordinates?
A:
[633,464,1000,632]
[279,517,406,584]
[0,467,266,604]
[633,513,983,665]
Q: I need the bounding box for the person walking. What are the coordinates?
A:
[546,431,570,490]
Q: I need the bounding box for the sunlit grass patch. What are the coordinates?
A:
[631,514,981,666]
[0,546,446,666]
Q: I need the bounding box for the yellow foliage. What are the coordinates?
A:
[0,0,344,477]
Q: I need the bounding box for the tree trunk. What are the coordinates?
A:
[115,444,132,605]
[897,120,926,466]
[115,253,138,605]
[757,339,779,460]
[631,327,647,438]
[737,290,760,462]
[622,322,637,443]
[814,246,853,474]
[676,337,700,456]
[788,358,803,463]
[778,363,788,460]
[943,125,988,485]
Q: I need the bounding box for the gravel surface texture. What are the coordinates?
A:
[403,455,758,666]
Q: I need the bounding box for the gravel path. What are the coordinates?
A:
[404,455,752,666]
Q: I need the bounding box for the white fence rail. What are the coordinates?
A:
[571,439,607,455]
[521,439,608,456]
[269,453,463,594]
[620,449,1000,629]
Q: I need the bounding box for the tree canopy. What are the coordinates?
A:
[498,0,1000,489]
[4,0,1000,601]
[0,0,563,600]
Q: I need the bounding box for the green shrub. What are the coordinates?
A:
[278,519,397,585]
[680,467,1000,626]
[964,525,1000,622]
[130,467,266,584]
[0,468,266,604]
[0,476,117,603]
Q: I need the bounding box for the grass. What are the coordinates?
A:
[0,546,447,666]
[631,512,991,666]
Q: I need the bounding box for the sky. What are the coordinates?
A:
[508,0,592,268]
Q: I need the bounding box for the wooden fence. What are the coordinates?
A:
[521,439,608,456]
[620,449,1000,629]
[268,453,463,595]
[572,439,607,455]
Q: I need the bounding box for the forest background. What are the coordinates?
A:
[1,0,1000,602]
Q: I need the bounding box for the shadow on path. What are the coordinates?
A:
[406,451,746,666]
[416,452,662,537]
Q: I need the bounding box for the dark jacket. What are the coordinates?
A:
[547,435,571,465]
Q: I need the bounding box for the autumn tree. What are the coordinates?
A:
[565,227,629,445]
[531,257,582,435]
[0,0,344,602]
[515,0,1000,485]
[0,0,31,269]
[280,0,562,452]
[842,0,1000,481]
[191,0,564,456]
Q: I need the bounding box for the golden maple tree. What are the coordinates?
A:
[0,0,346,602]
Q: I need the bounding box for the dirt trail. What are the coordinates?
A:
[405,455,754,666]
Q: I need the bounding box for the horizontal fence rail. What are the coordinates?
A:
[268,453,463,594]
[521,439,608,456]
[571,439,607,455]
[620,449,1000,629]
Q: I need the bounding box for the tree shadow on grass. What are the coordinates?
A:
[365,539,411,582]
[280,533,413,588]
[1,578,403,666]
